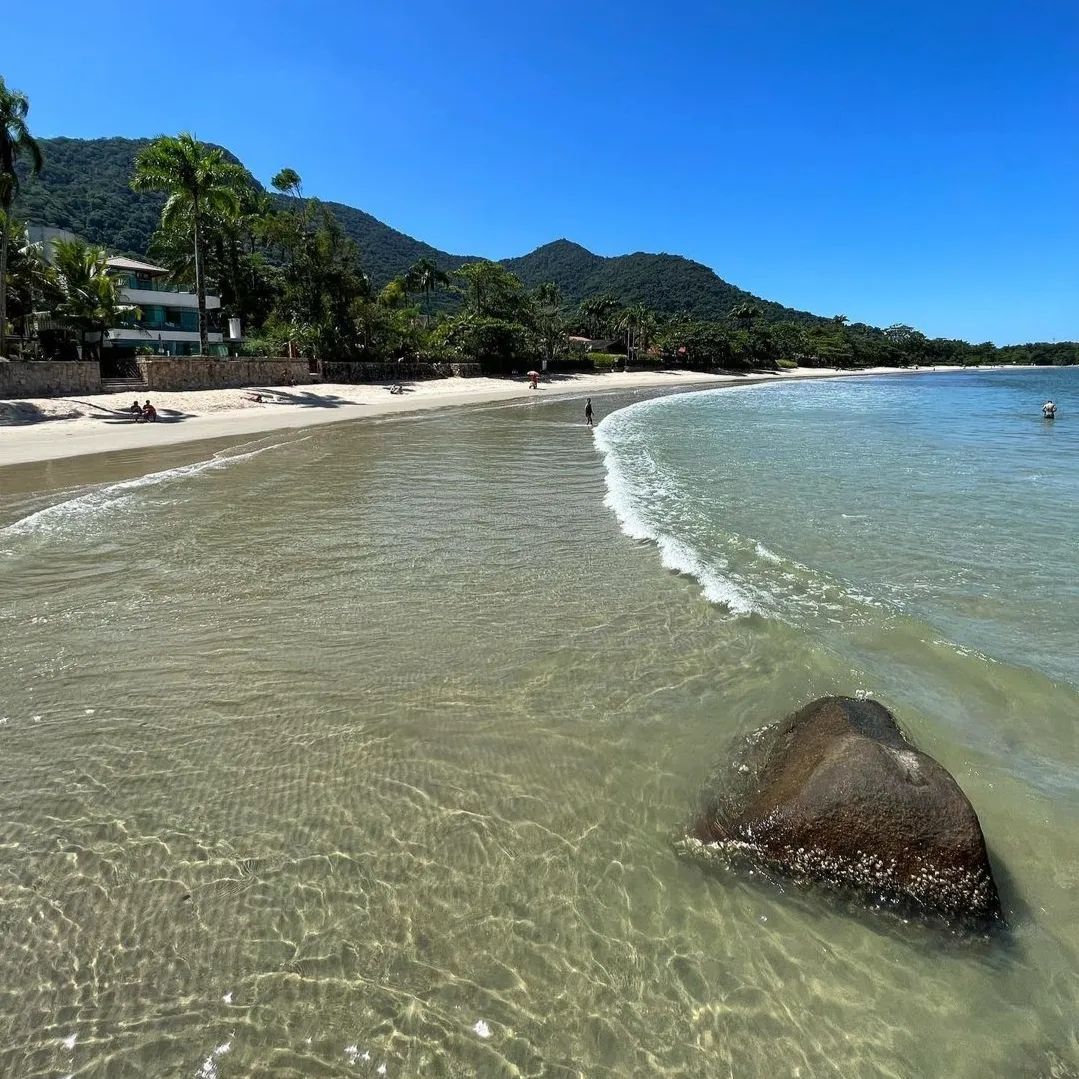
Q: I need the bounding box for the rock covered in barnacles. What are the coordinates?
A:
[688,696,1002,929]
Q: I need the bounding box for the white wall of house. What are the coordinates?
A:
[106,330,224,345]
[121,287,221,310]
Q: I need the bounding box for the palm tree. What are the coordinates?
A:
[51,237,138,361]
[404,257,450,324]
[729,302,762,333]
[618,303,657,368]
[580,295,621,339]
[131,134,247,354]
[532,282,564,366]
[2,222,57,344]
[0,76,43,358]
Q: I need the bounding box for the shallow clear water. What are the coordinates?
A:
[1,374,1077,1077]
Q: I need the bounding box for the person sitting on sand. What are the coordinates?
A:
[138,400,157,423]
[389,384,404,395]
[128,399,142,416]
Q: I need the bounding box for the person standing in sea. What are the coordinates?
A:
[585,398,595,426]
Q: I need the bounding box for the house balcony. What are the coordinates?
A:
[107,329,224,344]
[121,287,221,310]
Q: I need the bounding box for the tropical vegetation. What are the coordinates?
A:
[131,134,248,354]
[4,103,1077,370]
[49,237,137,360]
[0,74,43,359]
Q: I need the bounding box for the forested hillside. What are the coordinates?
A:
[15,138,167,255]
[505,241,820,324]
[14,138,473,285]
[15,137,820,324]
[9,135,1076,369]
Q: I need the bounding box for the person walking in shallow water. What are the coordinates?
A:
[585,398,595,427]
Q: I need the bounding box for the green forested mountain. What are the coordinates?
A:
[505,240,820,324]
[15,137,821,324]
[15,138,168,255]
[14,137,470,285]
[279,195,477,282]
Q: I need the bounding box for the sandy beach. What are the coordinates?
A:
[0,365,953,468]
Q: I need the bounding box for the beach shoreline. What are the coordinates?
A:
[0,364,967,469]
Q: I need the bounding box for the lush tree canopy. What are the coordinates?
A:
[7,132,1077,371]
[1,74,43,356]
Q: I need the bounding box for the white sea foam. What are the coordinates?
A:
[594,408,758,616]
[754,542,782,563]
[198,1038,231,1078]
[594,395,894,625]
[1,438,301,543]
[654,533,758,615]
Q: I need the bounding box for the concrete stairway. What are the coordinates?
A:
[100,377,147,395]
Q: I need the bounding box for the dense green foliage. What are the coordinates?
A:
[16,138,815,322]
[1,75,43,357]
[504,241,820,324]
[132,134,250,352]
[7,132,1078,372]
[16,137,170,255]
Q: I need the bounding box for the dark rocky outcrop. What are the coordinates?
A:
[689,696,1002,928]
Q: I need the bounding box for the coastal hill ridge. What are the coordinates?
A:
[15,136,822,325]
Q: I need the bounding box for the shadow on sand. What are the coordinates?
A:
[52,400,195,426]
[0,400,82,427]
[250,388,356,409]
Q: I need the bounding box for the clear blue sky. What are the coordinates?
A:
[6,1,1078,343]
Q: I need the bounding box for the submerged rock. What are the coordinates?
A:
[690,696,1002,929]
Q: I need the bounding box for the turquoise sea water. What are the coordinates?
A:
[598,368,1079,797]
[1,369,1077,1077]
[599,368,1079,685]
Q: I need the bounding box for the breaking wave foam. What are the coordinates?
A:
[594,404,759,616]
[592,392,893,625]
[2,437,302,543]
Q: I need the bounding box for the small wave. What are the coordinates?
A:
[594,415,758,616]
[654,533,757,615]
[754,541,782,563]
[595,398,894,624]
[1,438,301,542]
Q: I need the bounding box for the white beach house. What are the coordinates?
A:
[26,226,227,364]
[104,255,225,360]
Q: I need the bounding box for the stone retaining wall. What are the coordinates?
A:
[0,360,102,398]
[0,357,485,398]
[137,357,314,392]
